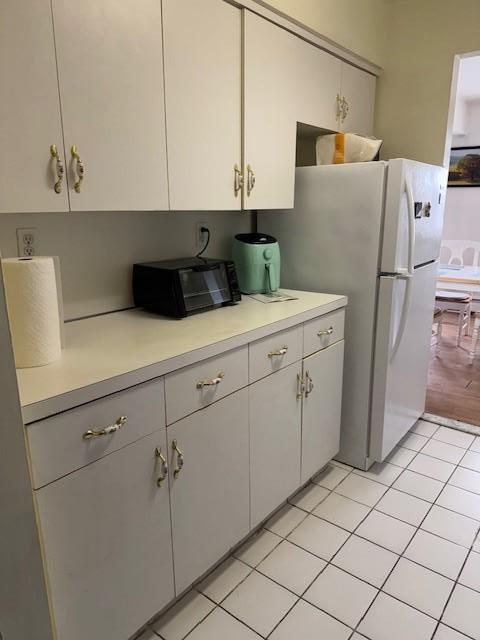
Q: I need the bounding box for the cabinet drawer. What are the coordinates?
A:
[165,345,248,425]
[249,325,303,383]
[27,378,165,489]
[303,308,345,357]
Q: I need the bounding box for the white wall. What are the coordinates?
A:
[0,212,251,321]
[443,99,480,244]
[375,0,480,166]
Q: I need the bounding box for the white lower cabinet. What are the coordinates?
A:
[168,389,250,594]
[35,429,174,640]
[301,340,345,483]
[250,363,302,527]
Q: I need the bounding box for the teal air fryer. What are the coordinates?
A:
[232,233,280,294]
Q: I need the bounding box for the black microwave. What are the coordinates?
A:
[132,257,242,318]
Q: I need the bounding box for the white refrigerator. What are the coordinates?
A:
[260,159,447,470]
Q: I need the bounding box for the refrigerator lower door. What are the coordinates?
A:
[370,261,437,463]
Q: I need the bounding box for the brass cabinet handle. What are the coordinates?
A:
[297,373,305,399]
[268,346,288,358]
[71,145,85,193]
[83,415,127,440]
[234,164,244,197]
[172,439,184,478]
[196,371,224,389]
[305,371,314,397]
[341,97,349,123]
[246,164,256,196]
[50,144,65,194]
[336,94,343,123]
[155,446,168,487]
[317,326,334,337]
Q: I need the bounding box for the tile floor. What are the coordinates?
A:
[139,420,480,640]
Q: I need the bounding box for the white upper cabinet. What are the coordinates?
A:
[0,0,68,213]
[294,38,342,132]
[51,0,169,212]
[340,63,376,136]
[163,0,242,211]
[243,11,298,210]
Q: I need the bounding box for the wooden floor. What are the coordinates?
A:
[426,312,480,426]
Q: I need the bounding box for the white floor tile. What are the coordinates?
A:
[401,432,429,452]
[383,557,454,618]
[432,427,475,449]
[331,534,398,587]
[392,469,445,502]
[422,440,466,465]
[442,584,480,639]
[331,459,353,471]
[437,484,480,520]
[137,630,159,640]
[385,446,417,468]
[407,453,456,482]
[269,599,351,640]
[265,504,306,538]
[256,540,326,595]
[312,464,350,490]
[313,492,370,531]
[460,450,480,473]
[304,564,377,627]
[458,551,480,592]
[334,474,388,507]
[434,624,470,639]
[152,591,215,640]
[353,461,403,486]
[287,514,349,560]
[198,557,251,603]
[470,437,480,453]
[358,592,437,640]
[222,571,297,637]
[234,529,282,568]
[421,505,479,548]
[473,532,480,553]
[185,608,261,640]
[289,483,330,513]
[375,488,431,526]
[449,467,480,495]
[411,420,439,438]
[404,529,469,579]
[355,510,416,553]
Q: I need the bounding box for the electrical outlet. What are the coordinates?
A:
[16,227,37,257]
[195,222,209,251]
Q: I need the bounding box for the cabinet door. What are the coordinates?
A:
[243,11,297,210]
[163,0,242,211]
[302,340,344,483]
[169,389,249,594]
[294,38,341,132]
[0,0,68,213]
[36,430,174,640]
[51,0,169,211]
[250,363,302,527]
[341,64,376,136]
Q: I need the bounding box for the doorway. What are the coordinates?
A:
[426,53,480,426]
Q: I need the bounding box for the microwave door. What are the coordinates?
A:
[180,265,230,312]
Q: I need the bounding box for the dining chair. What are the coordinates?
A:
[435,290,472,346]
[440,240,480,267]
[469,316,480,364]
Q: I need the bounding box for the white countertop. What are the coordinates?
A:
[18,290,347,423]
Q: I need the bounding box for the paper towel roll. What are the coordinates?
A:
[2,257,62,368]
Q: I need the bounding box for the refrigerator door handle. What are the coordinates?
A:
[405,177,416,277]
[390,274,413,361]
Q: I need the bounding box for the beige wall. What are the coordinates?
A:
[375,0,480,166]
[262,0,385,65]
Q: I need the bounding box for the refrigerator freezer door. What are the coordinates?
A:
[381,159,447,273]
[260,162,387,469]
[370,262,438,462]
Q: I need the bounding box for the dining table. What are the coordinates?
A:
[437,264,480,313]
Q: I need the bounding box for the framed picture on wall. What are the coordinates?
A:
[448,146,480,186]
